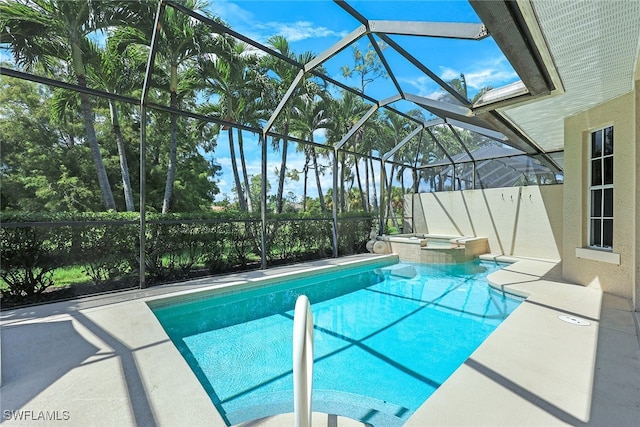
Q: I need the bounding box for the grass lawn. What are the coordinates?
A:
[0,265,92,293]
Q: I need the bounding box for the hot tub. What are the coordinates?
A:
[372,233,489,264]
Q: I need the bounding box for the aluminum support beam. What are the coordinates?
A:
[379,159,385,235]
[165,0,300,69]
[448,124,476,190]
[304,25,367,72]
[334,0,368,26]
[416,150,538,169]
[446,118,508,142]
[469,0,554,96]
[367,33,404,96]
[404,93,474,118]
[369,20,488,40]
[378,34,470,106]
[448,125,476,160]
[1,67,139,105]
[332,149,339,258]
[379,93,403,108]
[425,128,455,166]
[382,125,424,161]
[335,94,401,150]
[335,104,378,149]
[260,134,267,269]
[1,69,389,163]
[264,69,305,135]
[139,0,166,289]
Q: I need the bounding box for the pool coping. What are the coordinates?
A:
[405,255,640,426]
[0,254,394,426]
[1,254,639,426]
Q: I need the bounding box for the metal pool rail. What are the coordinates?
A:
[293,295,314,427]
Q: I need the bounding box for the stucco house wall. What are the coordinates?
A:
[563,87,638,307]
[636,62,640,310]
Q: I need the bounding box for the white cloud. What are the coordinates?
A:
[212,0,256,25]
[464,68,518,90]
[255,21,348,43]
[216,156,233,169]
[437,56,518,90]
[401,56,519,101]
[400,75,443,99]
[439,68,460,82]
[211,0,347,44]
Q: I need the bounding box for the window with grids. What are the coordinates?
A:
[589,126,614,249]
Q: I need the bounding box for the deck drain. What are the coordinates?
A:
[558,315,591,326]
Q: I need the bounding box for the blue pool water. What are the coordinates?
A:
[150,259,521,426]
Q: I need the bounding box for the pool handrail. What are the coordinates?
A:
[293,295,314,427]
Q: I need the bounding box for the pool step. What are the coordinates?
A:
[375,263,418,279]
[232,412,369,427]
[225,390,409,427]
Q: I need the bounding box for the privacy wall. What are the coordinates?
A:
[406,185,563,260]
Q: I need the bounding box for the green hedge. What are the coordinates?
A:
[0,211,374,302]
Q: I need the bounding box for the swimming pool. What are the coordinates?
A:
[150,259,521,426]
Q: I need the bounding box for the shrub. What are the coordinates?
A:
[0,211,376,304]
[74,213,138,283]
[337,213,375,255]
[0,214,71,298]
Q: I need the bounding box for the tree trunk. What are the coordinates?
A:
[228,127,247,211]
[237,128,253,212]
[339,153,345,213]
[109,99,134,211]
[369,157,378,213]
[78,77,116,211]
[162,91,178,214]
[365,149,371,211]
[311,147,326,212]
[275,123,289,214]
[354,155,367,212]
[71,38,115,210]
[302,150,310,212]
[387,164,398,229]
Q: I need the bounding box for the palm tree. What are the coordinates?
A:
[326,91,370,212]
[0,0,139,210]
[200,40,269,212]
[290,92,331,212]
[379,111,411,228]
[157,2,224,213]
[262,35,318,214]
[200,44,248,211]
[116,0,223,213]
[85,35,147,211]
[342,43,389,213]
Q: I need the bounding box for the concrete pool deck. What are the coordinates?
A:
[1,254,639,426]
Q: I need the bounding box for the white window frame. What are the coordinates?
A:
[588,125,614,250]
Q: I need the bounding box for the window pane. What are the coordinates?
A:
[591,219,601,246]
[604,127,614,155]
[591,189,602,217]
[591,130,602,158]
[604,188,613,217]
[603,219,613,247]
[591,159,601,186]
[604,156,613,184]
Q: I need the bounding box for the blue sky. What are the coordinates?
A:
[204,0,519,202]
[0,0,520,203]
